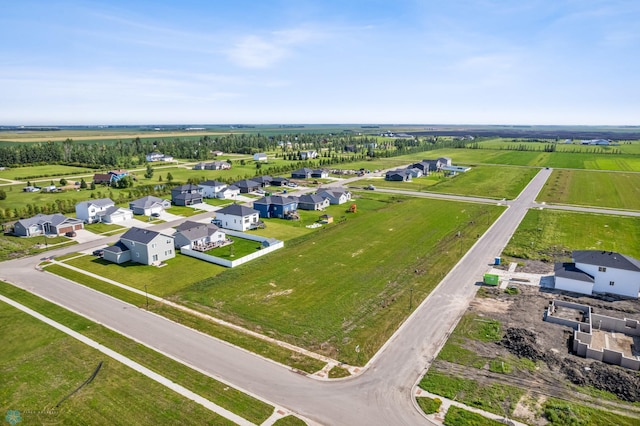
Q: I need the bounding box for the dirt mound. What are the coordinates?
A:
[561,360,640,402]
[500,328,556,363]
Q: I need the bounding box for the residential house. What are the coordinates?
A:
[14,214,84,237]
[103,227,175,265]
[219,185,240,199]
[409,161,432,175]
[93,173,112,185]
[211,150,224,156]
[214,204,261,231]
[311,169,329,179]
[555,250,640,298]
[173,221,227,250]
[101,206,134,224]
[171,184,203,206]
[42,185,58,193]
[270,177,290,187]
[300,150,318,160]
[253,196,298,219]
[146,152,174,162]
[385,169,412,181]
[192,161,231,171]
[76,198,115,223]
[198,180,227,198]
[441,165,471,175]
[129,196,171,216]
[23,186,41,192]
[406,167,424,178]
[291,168,314,179]
[233,179,261,193]
[296,194,330,211]
[250,175,273,187]
[253,153,268,162]
[317,188,351,205]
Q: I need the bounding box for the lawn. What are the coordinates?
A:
[0,296,235,425]
[83,222,125,235]
[0,234,75,262]
[64,252,227,297]
[0,164,96,180]
[206,237,263,258]
[361,166,539,199]
[175,194,504,365]
[165,205,203,217]
[537,169,640,210]
[502,209,640,261]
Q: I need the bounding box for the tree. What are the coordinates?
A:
[80,178,87,189]
[240,159,246,166]
[59,178,67,186]
[0,189,6,200]
[158,175,163,182]
[116,175,134,189]
[90,181,96,190]
[166,172,173,183]
[144,163,154,179]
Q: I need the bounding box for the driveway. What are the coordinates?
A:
[70,229,104,244]
[119,217,154,228]
[188,202,218,212]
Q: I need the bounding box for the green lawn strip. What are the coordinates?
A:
[54,252,85,261]
[45,265,326,374]
[417,396,442,415]
[83,222,125,235]
[177,196,504,365]
[206,236,264,258]
[65,253,227,297]
[436,313,502,368]
[538,169,640,210]
[419,371,523,417]
[327,365,351,378]
[0,281,274,424]
[502,209,640,261]
[543,397,640,426]
[272,415,308,425]
[166,205,201,217]
[444,405,505,426]
[0,164,96,180]
[0,301,234,426]
[0,234,76,262]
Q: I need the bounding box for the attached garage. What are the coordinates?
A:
[554,262,594,295]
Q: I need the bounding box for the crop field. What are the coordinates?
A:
[538,170,640,210]
[174,194,504,365]
[420,148,640,171]
[502,209,640,261]
[0,298,234,425]
[361,166,539,200]
[476,138,640,154]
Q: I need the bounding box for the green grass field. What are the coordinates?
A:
[0,295,250,425]
[175,195,504,365]
[0,164,96,180]
[476,138,640,154]
[537,170,640,210]
[361,166,539,199]
[502,209,640,261]
[0,234,75,262]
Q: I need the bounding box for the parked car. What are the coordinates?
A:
[65,231,77,237]
[151,212,161,218]
[92,249,104,257]
[287,182,298,188]
[364,184,376,190]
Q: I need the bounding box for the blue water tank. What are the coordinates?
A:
[494,257,501,265]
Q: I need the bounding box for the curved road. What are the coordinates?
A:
[0,167,572,425]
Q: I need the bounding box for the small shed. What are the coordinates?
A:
[319,214,333,224]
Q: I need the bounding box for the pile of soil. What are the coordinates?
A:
[500,328,552,363]
[560,360,640,402]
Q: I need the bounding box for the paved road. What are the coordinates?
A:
[0,166,620,425]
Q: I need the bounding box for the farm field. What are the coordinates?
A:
[537,169,640,210]
[422,148,640,171]
[502,209,640,261]
[361,166,539,200]
[476,137,640,154]
[0,164,96,180]
[0,291,244,425]
[173,194,504,365]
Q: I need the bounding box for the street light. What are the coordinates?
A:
[144,284,149,310]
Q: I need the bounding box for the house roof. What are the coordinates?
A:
[224,185,240,192]
[130,196,168,209]
[318,188,349,198]
[250,175,273,184]
[174,193,202,202]
[175,222,221,241]
[297,194,326,204]
[292,168,313,175]
[17,213,77,228]
[271,177,289,183]
[573,250,640,272]
[199,180,226,187]
[93,173,112,181]
[121,227,164,244]
[233,179,260,188]
[554,262,595,283]
[103,241,129,254]
[254,196,296,206]
[172,184,200,192]
[77,198,114,209]
[216,204,258,217]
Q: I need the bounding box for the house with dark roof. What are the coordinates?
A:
[296,194,330,211]
[250,175,273,187]
[93,173,112,185]
[214,204,261,231]
[253,196,298,219]
[311,169,329,179]
[385,169,412,182]
[171,184,203,206]
[13,214,84,237]
[173,221,227,250]
[233,179,261,193]
[103,227,175,265]
[270,177,290,187]
[129,196,171,216]
[316,188,351,205]
[192,161,231,170]
[555,250,640,298]
[409,161,431,175]
[291,168,314,179]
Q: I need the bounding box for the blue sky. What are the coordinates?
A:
[1,0,639,125]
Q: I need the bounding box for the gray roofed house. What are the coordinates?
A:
[75,198,115,223]
[129,196,171,216]
[103,227,175,265]
[233,179,261,193]
[173,221,227,250]
[214,204,261,231]
[385,169,412,181]
[291,168,314,179]
[573,250,640,272]
[100,205,134,223]
[297,194,330,210]
[270,177,289,186]
[250,175,273,187]
[317,188,352,205]
[13,213,84,237]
